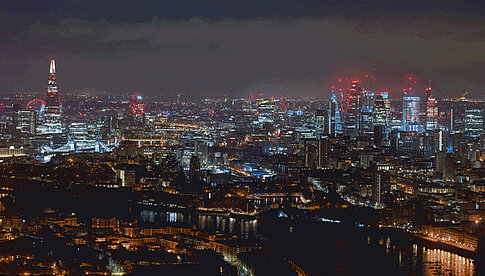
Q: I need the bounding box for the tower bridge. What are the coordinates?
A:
[35,135,114,162]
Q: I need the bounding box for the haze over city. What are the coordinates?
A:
[0,1,484,276]
[0,0,483,98]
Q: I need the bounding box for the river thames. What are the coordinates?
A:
[139,209,480,275]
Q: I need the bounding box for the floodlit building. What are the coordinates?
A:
[314,109,326,139]
[328,90,342,137]
[402,96,421,132]
[37,59,63,134]
[425,84,438,131]
[464,108,483,137]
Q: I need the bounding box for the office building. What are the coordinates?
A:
[464,109,483,137]
[328,90,342,137]
[402,95,421,132]
[314,110,326,139]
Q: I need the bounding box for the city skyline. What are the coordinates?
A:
[0,1,483,276]
[0,1,484,98]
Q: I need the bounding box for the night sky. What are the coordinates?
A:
[0,0,483,98]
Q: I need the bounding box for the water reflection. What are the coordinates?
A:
[139,209,258,239]
[379,236,476,276]
[423,248,474,276]
[196,215,258,239]
[140,210,156,223]
[166,212,183,223]
[138,209,476,275]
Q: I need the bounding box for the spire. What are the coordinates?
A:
[49,59,56,75]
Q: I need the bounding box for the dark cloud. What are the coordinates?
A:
[0,2,483,98]
[353,12,485,42]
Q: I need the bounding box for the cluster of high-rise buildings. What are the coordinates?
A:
[323,78,484,155]
[0,60,483,183]
[0,59,484,275]
[0,59,114,161]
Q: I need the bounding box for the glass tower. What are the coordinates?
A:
[328,90,342,137]
[38,59,63,134]
[402,96,421,132]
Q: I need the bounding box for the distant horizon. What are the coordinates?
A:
[0,1,483,99]
[1,57,483,101]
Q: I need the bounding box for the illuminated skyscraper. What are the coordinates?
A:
[402,88,421,132]
[425,82,438,131]
[17,109,37,135]
[374,93,387,126]
[38,59,63,134]
[343,81,361,137]
[373,92,388,145]
[46,59,59,112]
[464,108,484,137]
[359,89,374,136]
[328,90,342,137]
[380,91,390,108]
[128,94,146,124]
[314,110,326,139]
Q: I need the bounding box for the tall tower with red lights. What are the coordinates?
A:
[401,77,421,132]
[343,80,361,137]
[129,94,146,124]
[45,59,60,113]
[425,81,438,131]
[38,59,63,134]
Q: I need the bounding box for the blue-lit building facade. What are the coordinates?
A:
[402,96,421,133]
[328,90,342,137]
